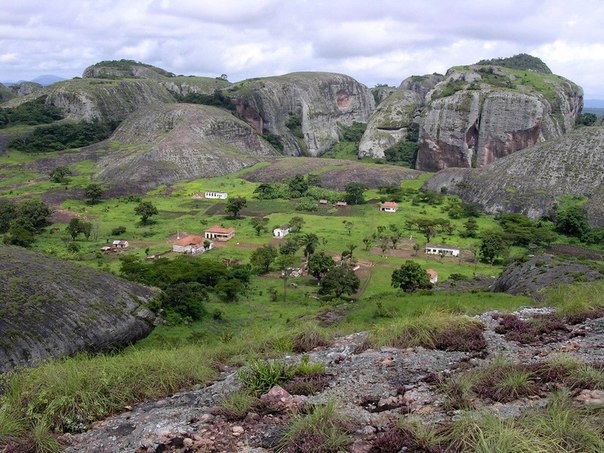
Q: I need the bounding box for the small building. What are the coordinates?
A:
[425,244,460,257]
[334,201,348,207]
[204,191,228,199]
[172,235,212,254]
[112,240,129,249]
[273,225,291,238]
[380,201,399,212]
[204,225,235,241]
[318,199,328,205]
[426,268,438,284]
[100,246,112,252]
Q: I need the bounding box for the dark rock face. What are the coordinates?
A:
[493,255,601,300]
[0,246,160,373]
[422,126,604,225]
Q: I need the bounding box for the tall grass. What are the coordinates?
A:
[1,346,216,433]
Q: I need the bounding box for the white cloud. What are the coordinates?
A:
[0,0,602,98]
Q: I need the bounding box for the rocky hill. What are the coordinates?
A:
[422,125,604,225]
[94,103,279,190]
[0,245,160,373]
[359,55,583,171]
[228,72,375,157]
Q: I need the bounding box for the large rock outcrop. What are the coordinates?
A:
[94,103,279,190]
[0,246,159,373]
[358,89,422,159]
[422,126,604,225]
[416,65,582,170]
[229,72,375,156]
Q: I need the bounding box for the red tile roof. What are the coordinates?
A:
[173,235,203,246]
[381,201,399,208]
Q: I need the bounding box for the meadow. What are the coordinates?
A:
[2,148,603,451]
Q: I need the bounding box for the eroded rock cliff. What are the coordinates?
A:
[422,126,604,225]
[416,65,582,170]
[229,72,375,156]
[0,246,159,373]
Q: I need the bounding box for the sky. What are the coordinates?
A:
[2,0,604,99]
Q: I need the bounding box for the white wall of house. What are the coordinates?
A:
[204,191,228,199]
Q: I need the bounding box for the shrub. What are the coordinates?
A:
[237,359,294,396]
[111,226,127,236]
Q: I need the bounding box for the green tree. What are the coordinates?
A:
[0,199,17,233]
[14,199,52,233]
[344,182,367,205]
[66,218,83,240]
[3,224,35,247]
[554,206,590,239]
[135,201,159,225]
[225,196,247,218]
[461,218,479,238]
[84,183,104,205]
[391,260,431,292]
[49,166,72,184]
[250,216,269,236]
[300,233,319,259]
[279,236,300,255]
[343,220,354,236]
[320,264,360,298]
[479,230,509,265]
[308,251,335,283]
[250,244,278,274]
[253,183,281,200]
[160,282,208,322]
[288,174,309,198]
[215,279,244,302]
[289,216,305,233]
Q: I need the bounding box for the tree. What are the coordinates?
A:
[215,279,244,302]
[288,174,309,198]
[0,199,16,234]
[461,218,479,238]
[389,224,403,249]
[225,196,247,218]
[14,199,52,233]
[308,251,335,283]
[343,221,354,236]
[344,182,367,205]
[320,264,360,298]
[253,183,281,200]
[250,216,269,236]
[362,236,373,251]
[250,244,278,274]
[391,261,431,292]
[84,183,104,205]
[279,236,300,255]
[479,230,509,265]
[300,233,319,259]
[135,201,159,225]
[49,166,72,184]
[289,216,305,233]
[66,218,83,240]
[554,206,590,239]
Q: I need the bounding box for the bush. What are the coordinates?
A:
[111,226,127,236]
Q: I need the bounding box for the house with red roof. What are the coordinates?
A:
[380,201,399,212]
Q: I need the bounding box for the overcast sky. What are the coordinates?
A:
[2,0,603,98]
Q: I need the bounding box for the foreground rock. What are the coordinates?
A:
[63,308,604,452]
[0,246,159,373]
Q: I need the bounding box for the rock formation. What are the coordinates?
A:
[422,125,604,225]
[0,246,160,373]
[229,72,375,156]
[94,103,279,190]
[359,58,583,171]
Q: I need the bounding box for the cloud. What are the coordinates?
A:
[0,0,602,98]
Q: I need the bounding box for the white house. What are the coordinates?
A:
[425,244,460,257]
[172,235,212,254]
[204,191,228,199]
[204,225,235,241]
[380,201,399,212]
[273,225,291,238]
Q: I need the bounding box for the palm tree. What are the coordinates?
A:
[301,233,319,260]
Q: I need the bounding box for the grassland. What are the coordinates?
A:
[2,148,603,451]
